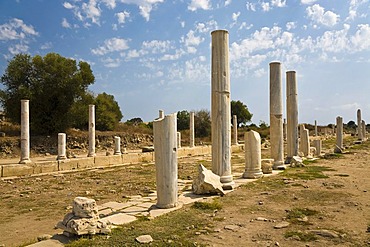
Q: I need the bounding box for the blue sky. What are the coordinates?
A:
[1,0,370,125]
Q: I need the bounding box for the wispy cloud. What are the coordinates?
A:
[188,0,211,11]
[306,4,340,27]
[92,37,130,55]
[0,18,38,40]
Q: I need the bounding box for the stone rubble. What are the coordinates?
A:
[192,164,225,196]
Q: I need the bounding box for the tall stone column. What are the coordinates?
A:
[269,62,284,169]
[334,116,343,153]
[232,115,238,145]
[20,99,31,164]
[57,133,67,160]
[88,105,96,157]
[153,113,178,209]
[362,120,366,141]
[314,120,318,136]
[159,109,164,119]
[211,30,234,189]
[114,136,121,155]
[177,132,181,148]
[286,71,299,162]
[313,139,322,156]
[283,118,287,141]
[189,111,195,148]
[243,130,263,178]
[357,109,362,140]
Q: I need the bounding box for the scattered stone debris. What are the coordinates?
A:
[308,229,339,238]
[192,164,225,196]
[37,234,52,241]
[224,224,239,232]
[135,234,153,244]
[290,156,304,167]
[57,197,111,236]
[273,221,290,229]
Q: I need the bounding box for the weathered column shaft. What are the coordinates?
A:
[286,71,299,161]
[335,116,343,153]
[270,62,284,169]
[177,132,181,148]
[357,109,362,140]
[362,120,366,140]
[159,109,164,119]
[153,113,178,209]
[243,130,263,178]
[283,118,287,141]
[314,120,318,136]
[57,133,67,160]
[20,99,31,164]
[211,30,234,189]
[299,124,310,157]
[114,136,121,155]
[88,105,96,157]
[313,139,322,156]
[232,115,238,145]
[190,111,195,148]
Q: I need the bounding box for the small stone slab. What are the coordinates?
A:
[224,225,239,231]
[274,221,290,229]
[100,201,132,211]
[137,202,155,209]
[26,239,64,247]
[149,204,182,218]
[122,206,149,214]
[98,208,113,217]
[255,217,268,221]
[309,229,339,238]
[135,234,153,244]
[101,213,136,225]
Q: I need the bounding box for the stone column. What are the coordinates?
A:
[177,132,181,148]
[189,111,195,148]
[283,118,287,141]
[299,124,310,157]
[286,71,299,162]
[269,62,284,169]
[88,105,96,157]
[153,113,178,209]
[20,99,31,164]
[232,115,238,145]
[211,30,234,190]
[334,116,343,153]
[313,139,322,156]
[314,120,318,136]
[159,109,164,119]
[243,130,263,178]
[114,136,121,155]
[362,120,366,141]
[357,109,363,140]
[57,133,67,160]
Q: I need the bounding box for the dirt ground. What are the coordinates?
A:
[0,137,369,247]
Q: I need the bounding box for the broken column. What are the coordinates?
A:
[114,136,121,155]
[20,99,31,164]
[286,71,299,162]
[299,124,310,157]
[211,30,234,189]
[243,130,263,178]
[362,120,366,141]
[87,105,96,157]
[159,109,164,119]
[314,120,318,136]
[153,113,178,209]
[190,111,195,148]
[269,62,284,169]
[334,116,343,153]
[313,139,322,156]
[57,133,67,160]
[232,115,238,145]
[177,132,181,148]
[357,109,363,140]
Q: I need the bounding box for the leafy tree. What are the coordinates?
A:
[177,110,190,131]
[231,100,253,127]
[0,53,94,134]
[126,117,143,125]
[69,92,95,130]
[95,92,123,131]
[195,109,211,138]
[346,120,356,128]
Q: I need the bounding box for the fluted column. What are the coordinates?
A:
[286,71,299,162]
[20,99,31,164]
[88,104,96,157]
[189,111,195,148]
[211,29,234,190]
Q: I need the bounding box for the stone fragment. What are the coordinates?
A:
[274,221,290,229]
[192,164,225,196]
[37,234,52,241]
[290,156,304,167]
[261,159,273,174]
[101,213,136,225]
[309,229,339,238]
[73,197,98,218]
[224,225,239,231]
[142,146,154,152]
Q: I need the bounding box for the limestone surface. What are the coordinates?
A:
[192,164,225,196]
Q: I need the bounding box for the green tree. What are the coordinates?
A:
[195,109,211,138]
[69,92,95,130]
[231,100,253,127]
[177,110,190,131]
[0,53,94,134]
[126,117,143,125]
[95,92,123,131]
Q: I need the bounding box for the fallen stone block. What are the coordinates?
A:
[192,164,225,196]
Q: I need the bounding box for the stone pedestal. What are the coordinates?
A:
[190,111,195,148]
[232,115,238,145]
[211,30,234,190]
[299,124,310,157]
[269,62,285,169]
[20,100,31,164]
[114,136,121,155]
[334,116,343,153]
[57,133,67,160]
[177,132,181,148]
[286,71,299,163]
[88,105,96,157]
[313,139,322,156]
[243,130,263,178]
[357,109,363,141]
[153,113,178,209]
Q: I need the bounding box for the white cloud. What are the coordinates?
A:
[271,0,286,7]
[120,0,164,21]
[286,21,296,30]
[188,0,211,11]
[261,2,270,12]
[195,20,218,33]
[8,43,29,55]
[182,30,204,47]
[92,37,129,55]
[102,0,116,9]
[345,0,369,21]
[180,21,185,28]
[116,11,130,24]
[63,2,74,9]
[232,12,240,22]
[62,18,71,28]
[306,4,339,27]
[142,40,172,53]
[238,22,253,30]
[301,0,317,4]
[101,57,121,67]
[40,42,52,50]
[81,0,101,25]
[0,18,38,40]
[225,0,232,6]
[160,49,185,61]
[246,2,256,11]
[351,24,370,51]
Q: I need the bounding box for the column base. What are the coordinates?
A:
[155,202,178,209]
[242,170,263,179]
[113,152,122,155]
[220,175,235,190]
[87,153,96,157]
[273,161,286,170]
[19,158,32,164]
[57,156,68,161]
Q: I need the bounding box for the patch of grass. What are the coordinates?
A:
[191,199,222,211]
[282,166,335,180]
[323,153,343,159]
[302,159,317,165]
[284,231,318,242]
[287,208,318,219]
[241,177,286,191]
[334,174,350,177]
